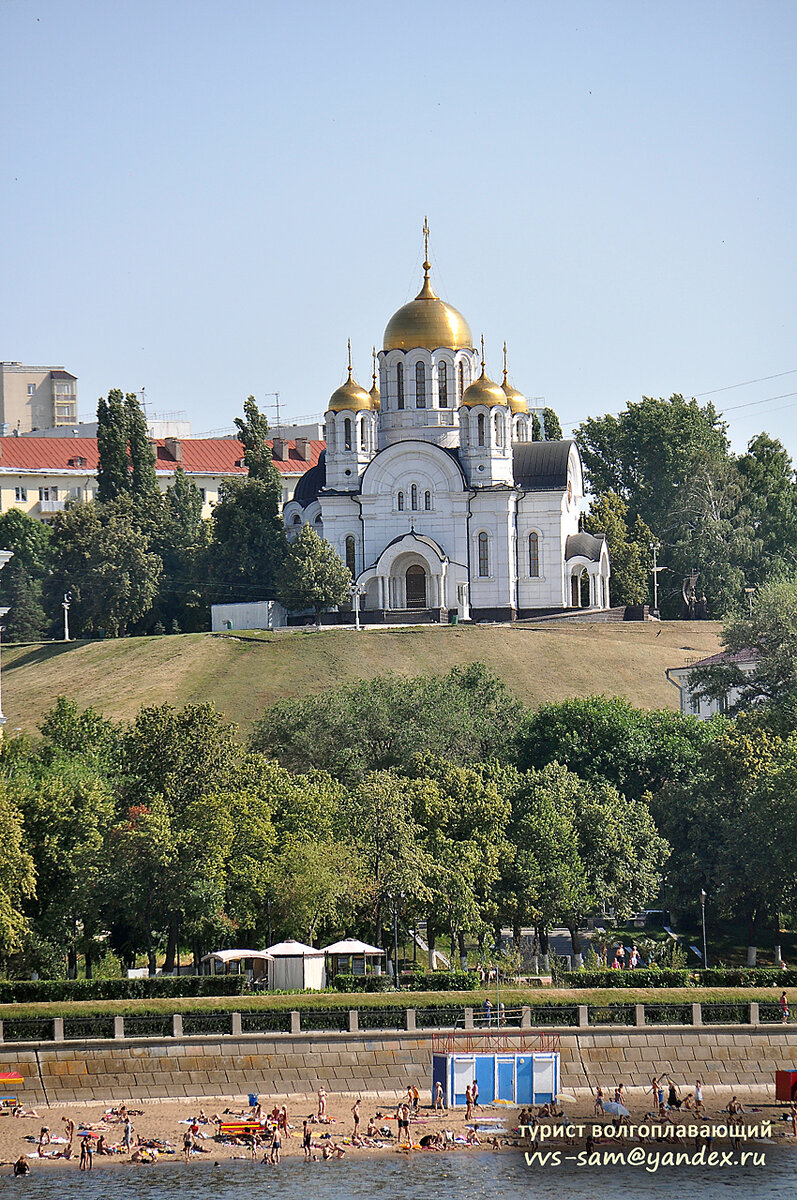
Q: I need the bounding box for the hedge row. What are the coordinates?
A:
[332,974,394,993]
[563,967,797,989]
[0,977,247,1003]
[406,971,479,992]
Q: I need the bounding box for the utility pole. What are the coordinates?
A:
[62,591,72,642]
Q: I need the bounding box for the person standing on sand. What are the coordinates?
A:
[270,1126,282,1164]
[472,1079,480,1108]
[317,1086,327,1121]
[465,1084,473,1121]
[183,1130,193,1161]
[123,1116,134,1151]
[303,1119,312,1160]
[352,1098,360,1136]
[397,1102,410,1145]
[434,1081,445,1111]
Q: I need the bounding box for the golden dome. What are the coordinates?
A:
[383,262,473,352]
[461,365,508,409]
[369,347,381,410]
[328,367,374,413]
[502,372,529,415]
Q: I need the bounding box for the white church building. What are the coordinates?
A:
[284,248,610,623]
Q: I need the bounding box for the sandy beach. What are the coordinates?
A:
[1,1084,794,1171]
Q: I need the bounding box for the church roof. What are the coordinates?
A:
[565,531,607,562]
[293,450,326,506]
[513,439,574,490]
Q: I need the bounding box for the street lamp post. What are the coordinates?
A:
[62,591,72,642]
[701,889,708,970]
[650,543,664,619]
[351,584,362,632]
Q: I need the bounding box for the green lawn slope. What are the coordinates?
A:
[2,619,721,735]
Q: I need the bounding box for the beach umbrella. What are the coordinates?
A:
[601,1101,630,1118]
[557,1093,577,1103]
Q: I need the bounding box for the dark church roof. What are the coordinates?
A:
[513,439,574,490]
[565,531,606,562]
[293,450,326,506]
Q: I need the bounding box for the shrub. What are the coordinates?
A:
[407,971,479,992]
[332,974,394,993]
[696,967,797,988]
[561,968,691,988]
[0,976,247,1003]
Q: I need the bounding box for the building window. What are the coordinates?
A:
[199,488,206,502]
[690,694,700,715]
[397,491,404,511]
[344,417,352,451]
[360,418,367,450]
[458,361,465,400]
[15,487,27,502]
[415,361,426,409]
[397,362,405,409]
[27,384,35,396]
[411,484,418,510]
[477,413,486,446]
[529,532,540,577]
[478,532,489,577]
[424,490,431,510]
[495,412,504,447]
[719,693,729,714]
[39,487,58,501]
[438,361,448,407]
[345,535,356,574]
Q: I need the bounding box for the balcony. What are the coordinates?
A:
[37,499,65,515]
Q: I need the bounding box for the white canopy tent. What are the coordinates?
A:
[263,939,326,991]
[200,949,274,983]
[322,937,385,979]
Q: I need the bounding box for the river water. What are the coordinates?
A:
[9,1151,797,1200]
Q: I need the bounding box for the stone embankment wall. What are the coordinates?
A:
[2,1022,796,1107]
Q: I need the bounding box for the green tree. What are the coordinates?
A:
[235,396,277,482]
[586,492,653,605]
[0,509,53,574]
[0,784,35,958]
[542,407,563,439]
[276,524,352,622]
[252,663,525,783]
[514,695,722,798]
[209,476,288,602]
[1,562,48,642]
[125,393,158,498]
[151,469,210,632]
[735,433,797,583]
[47,496,162,636]
[96,389,130,502]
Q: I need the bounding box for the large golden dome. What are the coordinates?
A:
[383,262,473,352]
[461,366,508,409]
[328,367,374,413]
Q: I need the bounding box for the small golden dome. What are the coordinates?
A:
[328,368,374,413]
[383,262,473,352]
[502,371,529,415]
[369,347,381,410]
[461,365,508,409]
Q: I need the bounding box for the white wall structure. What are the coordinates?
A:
[264,939,326,991]
[284,251,611,622]
[666,649,757,719]
[210,601,287,632]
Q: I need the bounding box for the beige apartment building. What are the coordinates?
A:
[0,363,78,434]
[0,435,324,521]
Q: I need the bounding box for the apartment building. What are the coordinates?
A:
[0,363,78,433]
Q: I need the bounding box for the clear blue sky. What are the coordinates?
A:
[2,0,795,453]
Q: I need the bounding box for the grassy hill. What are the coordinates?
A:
[2,619,721,736]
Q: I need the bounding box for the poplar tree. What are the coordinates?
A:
[96,389,129,501]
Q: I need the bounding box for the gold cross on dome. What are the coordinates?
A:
[423,216,430,261]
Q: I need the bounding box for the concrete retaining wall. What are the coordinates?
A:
[3,1024,797,1107]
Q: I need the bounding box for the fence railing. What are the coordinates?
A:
[0,1000,790,1045]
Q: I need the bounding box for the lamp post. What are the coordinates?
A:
[701,889,708,970]
[650,542,664,618]
[62,591,72,642]
[351,583,362,632]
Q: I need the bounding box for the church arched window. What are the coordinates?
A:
[345,535,356,574]
[397,491,404,511]
[415,361,426,409]
[458,361,465,400]
[495,412,505,447]
[360,418,367,450]
[424,490,431,510]
[477,413,486,447]
[438,361,448,407]
[529,532,540,577]
[411,484,418,510]
[397,362,405,409]
[478,532,490,577]
[314,513,323,537]
[344,417,352,451]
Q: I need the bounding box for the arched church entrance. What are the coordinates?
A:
[405,564,427,609]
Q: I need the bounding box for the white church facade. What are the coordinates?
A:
[284,248,610,623]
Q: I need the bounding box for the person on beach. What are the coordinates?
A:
[303,1120,312,1161]
[183,1130,193,1161]
[594,1085,604,1116]
[650,1077,659,1109]
[465,1085,473,1121]
[789,1101,797,1137]
[667,1081,682,1109]
[13,1156,29,1176]
[38,1127,50,1147]
[270,1126,282,1164]
[694,1080,705,1116]
[63,1117,75,1147]
[317,1087,328,1121]
[278,1106,288,1133]
[397,1102,410,1145]
[472,1079,480,1108]
[123,1117,134,1151]
[434,1081,445,1110]
[352,1098,360,1136]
